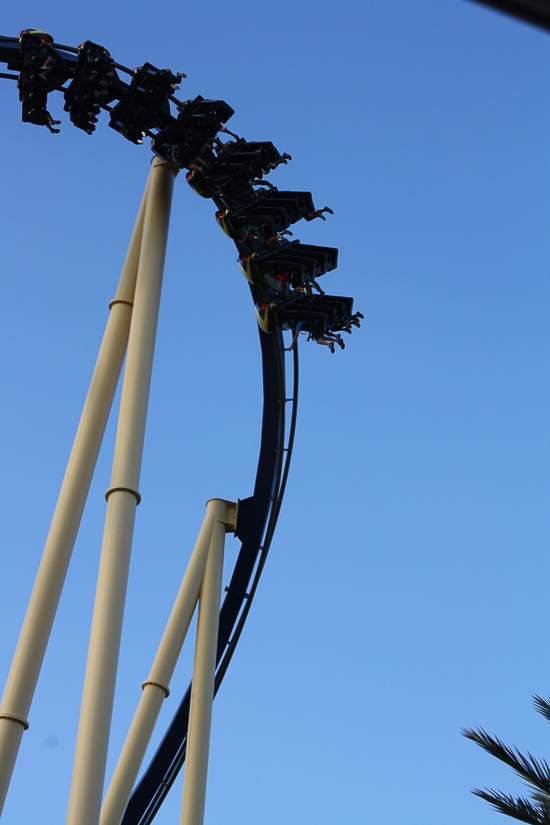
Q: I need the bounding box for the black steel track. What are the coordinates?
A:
[121,318,299,825]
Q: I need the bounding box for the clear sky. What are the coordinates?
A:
[0,2,549,824]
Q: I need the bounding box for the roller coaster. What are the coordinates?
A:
[0,31,359,825]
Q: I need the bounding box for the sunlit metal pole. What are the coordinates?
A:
[0,170,152,816]
[100,499,236,825]
[66,158,178,825]
[181,499,234,825]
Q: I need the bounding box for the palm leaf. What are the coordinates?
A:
[464,695,550,822]
[472,788,550,825]
[462,727,550,796]
[533,696,550,725]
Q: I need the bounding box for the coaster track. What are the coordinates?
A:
[0,31,356,823]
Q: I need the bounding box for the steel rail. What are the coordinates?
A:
[213,340,299,688]
[120,323,298,824]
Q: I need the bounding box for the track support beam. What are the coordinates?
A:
[65,157,178,825]
[100,498,236,825]
[0,166,154,818]
[181,498,232,825]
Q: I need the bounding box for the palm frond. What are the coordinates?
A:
[462,727,550,795]
[533,697,550,725]
[533,793,550,810]
[473,788,550,825]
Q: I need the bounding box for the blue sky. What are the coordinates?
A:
[0,2,549,824]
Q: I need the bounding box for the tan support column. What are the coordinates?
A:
[0,171,152,816]
[101,501,212,825]
[100,500,236,825]
[181,499,234,825]
[66,159,178,825]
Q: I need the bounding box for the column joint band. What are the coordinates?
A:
[105,486,142,505]
[142,680,170,698]
[0,713,29,730]
[109,299,134,310]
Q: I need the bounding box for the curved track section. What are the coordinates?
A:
[122,324,298,825]
[1,32,356,823]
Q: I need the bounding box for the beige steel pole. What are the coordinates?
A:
[0,172,152,815]
[100,500,236,825]
[181,499,233,825]
[66,158,178,825]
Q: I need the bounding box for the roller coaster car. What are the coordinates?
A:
[239,241,338,285]
[176,95,234,130]
[18,30,69,126]
[212,140,286,179]
[208,176,268,213]
[239,241,291,284]
[63,41,123,134]
[109,62,182,143]
[186,168,252,205]
[288,295,354,327]
[152,96,233,168]
[214,178,265,212]
[254,294,354,336]
[228,188,314,237]
[187,141,288,208]
[277,242,338,281]
[217,195,315,255]
[152,129,215,167]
